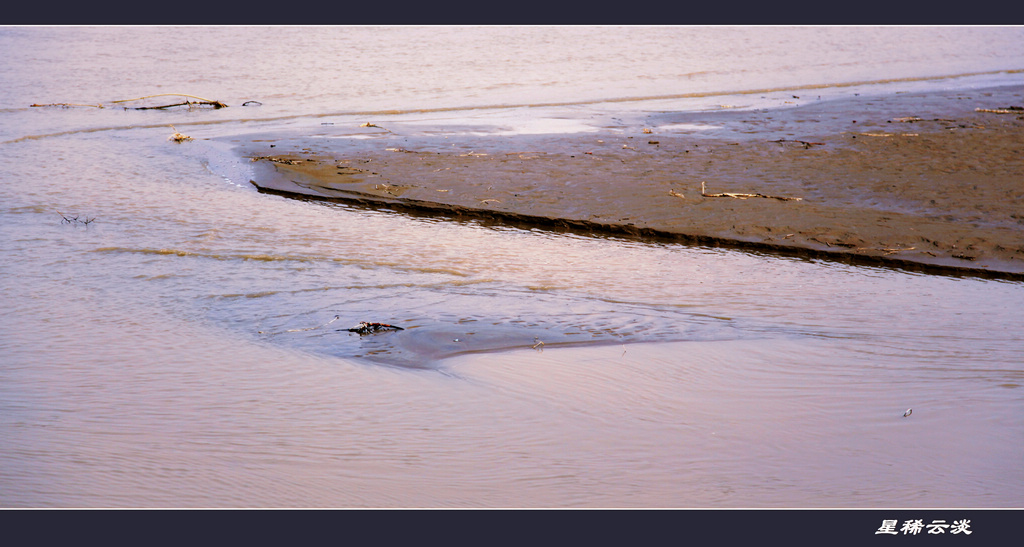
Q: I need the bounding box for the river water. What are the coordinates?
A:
[1,26,1023,507]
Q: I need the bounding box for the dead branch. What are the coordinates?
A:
[975,106,1023,114]
[889,117,955,123]
[374,183,414,196]
[858,132,918,137]
[882,247,916,255]
[33,94,230,111]
[31,103,104,108]
[130,100,227,110]
[57,211,96,226]
[771,138,824,148]
[346,321,404,335]
[109,94,227,110]
[701,181,802,201]
[249,156,302,165]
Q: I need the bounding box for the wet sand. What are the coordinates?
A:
[234,84,1024,279]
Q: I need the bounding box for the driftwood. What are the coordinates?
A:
[131,100,227,111]
[861,132,920,137]
[771,138,824,149]
[975,106,1024,114]
[57,211,95,225]
[347,322,404,335]
[889,116,955,123]
[249,156,302,165]
[701,181,802,201]
[112,93,227,109]
[31,103,104,109]
[32,94,229,110]
[258,317,401,338]
[270,317,404,335]
[882,247,915,255]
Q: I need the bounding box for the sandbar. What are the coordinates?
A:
[231,84,1024,279]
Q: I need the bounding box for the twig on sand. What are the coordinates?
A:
[374,183,414,196]
[31,102,104,108]
[859,132,919,137]
[771,138,824,149]
[249,156,302,165]
[975,106,1023,114]
[701,181,802,201]
[889,116,955,123]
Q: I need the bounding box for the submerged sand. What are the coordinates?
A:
[233,84,1024,279]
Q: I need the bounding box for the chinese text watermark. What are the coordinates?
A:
[876,519,972,536]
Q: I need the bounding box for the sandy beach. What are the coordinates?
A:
[236,84,1024,279]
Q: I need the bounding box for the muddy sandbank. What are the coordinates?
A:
[231,84,1024,279]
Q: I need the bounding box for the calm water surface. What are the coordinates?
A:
[1,26,1023,507]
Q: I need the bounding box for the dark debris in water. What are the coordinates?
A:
[346,321,405,335]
